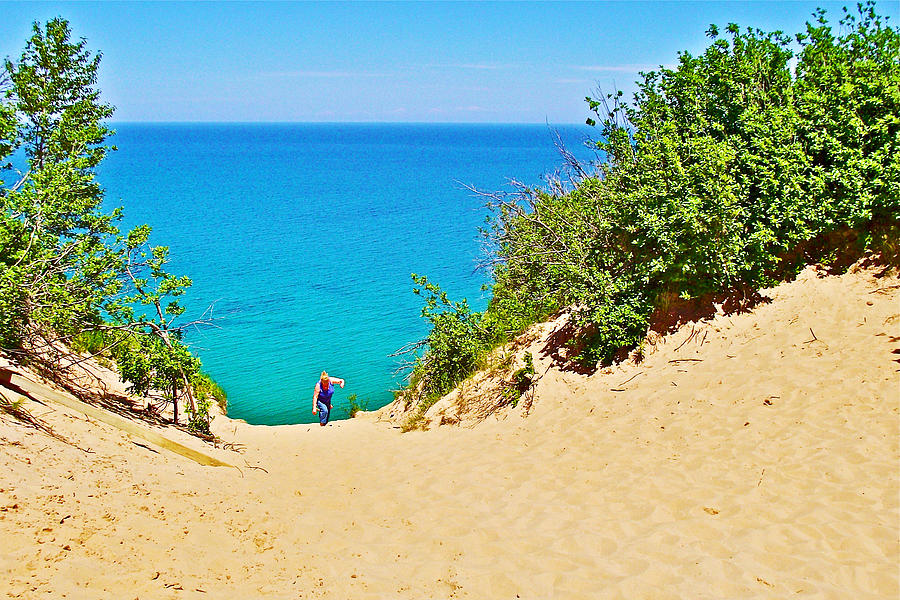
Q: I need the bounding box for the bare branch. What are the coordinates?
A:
[389,339,427,358]
[548,124,588,182]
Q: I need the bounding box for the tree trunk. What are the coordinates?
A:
[171,378,178,425]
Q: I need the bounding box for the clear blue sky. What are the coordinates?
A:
[2,1,897,123]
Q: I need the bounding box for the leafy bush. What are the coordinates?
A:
[405,274,493,399]
[345,393,367,418]
[405,3,899,397]
[70,329,114,356]
[507,351,535,408]
[491,2,899,366]
[192,370,227,414]
[186,394,212,436]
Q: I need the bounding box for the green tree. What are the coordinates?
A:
[1,18,119,349]
[405,2,899,396]
[0,71,15,163]
[1,18,215,430]
[108,224,201,424]
[794,4,900,225]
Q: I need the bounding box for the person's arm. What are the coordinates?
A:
[330,377,345,388]
[312,383,320,414]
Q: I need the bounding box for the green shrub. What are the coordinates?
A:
[185,394,212,436]
[494,2,898,366]
[191,370,227,414]
[405,274,493,399]
[70,330,105,356]
[507,352,535,408]
[405,3,899,395]
[345,393,367,418]
[400,410,427,433]
[1,19,214,437]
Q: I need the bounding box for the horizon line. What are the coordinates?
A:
[106,119,591,127]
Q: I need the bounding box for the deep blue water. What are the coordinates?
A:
[97,123,595,425]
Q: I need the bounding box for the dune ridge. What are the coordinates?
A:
[1,263,897,599]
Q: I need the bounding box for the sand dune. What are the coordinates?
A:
[1,264,898,599]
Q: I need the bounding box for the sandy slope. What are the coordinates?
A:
[1,264,898,599]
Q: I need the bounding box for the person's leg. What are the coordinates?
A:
[317,400,329,426]
[322,401,331,425]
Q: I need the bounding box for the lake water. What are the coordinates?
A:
[98,123,595,424]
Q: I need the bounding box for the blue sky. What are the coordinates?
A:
[2,1,897,123]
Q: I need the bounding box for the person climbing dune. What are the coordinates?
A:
[312,371,344,426]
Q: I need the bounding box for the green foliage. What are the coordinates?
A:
[0,72,16,167]
[494,1,899,366]
[186,393,212,436]
[124,335,198,396]
[1,18,120,347]
[344,393,367,419]
[407,274,493,398]
[192,371,227,414]
[515,351,534,382]
[5,18,114,172]
[405,3,899,397]
[0,18,222,434]
[794,4,900,225]
[70,329,109,356]
[507,351,535,408]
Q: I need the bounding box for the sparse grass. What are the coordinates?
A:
[401,409,427,432]
[191,371,227,414]
[0,390,26,420]
[345,393,368,418]
[505,352,535,408]
[0,388,69,443]
[69,329,120,368]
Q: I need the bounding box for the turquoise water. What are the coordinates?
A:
[98,123,594,424]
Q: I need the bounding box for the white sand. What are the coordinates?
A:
[1,264,898,599]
